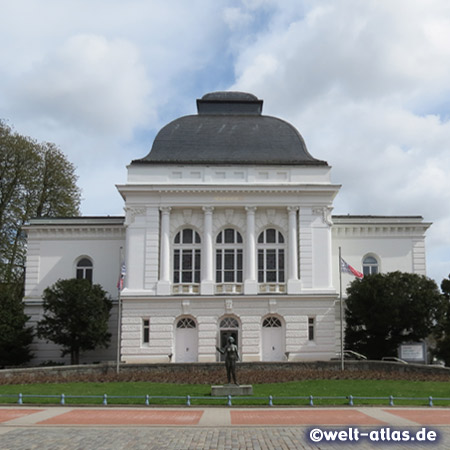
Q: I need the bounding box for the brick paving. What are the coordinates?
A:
[0,407,449,449]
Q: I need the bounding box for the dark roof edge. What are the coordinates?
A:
[130,159,328,166]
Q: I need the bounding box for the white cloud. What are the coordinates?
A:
[9,34,152,138]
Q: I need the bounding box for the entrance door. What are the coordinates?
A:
[262,316,284,361]
[175,317,198,362]
[218,317,239,362]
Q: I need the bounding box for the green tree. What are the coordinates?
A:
[0,284,34,367]
[433,275,450,365]
[345,271,444,359]
[37,279,112,365]
[0,120,81,286]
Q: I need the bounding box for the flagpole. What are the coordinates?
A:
[339,246,344,371]
[116,246,123,374]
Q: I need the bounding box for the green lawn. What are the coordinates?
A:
[2,379,450,406]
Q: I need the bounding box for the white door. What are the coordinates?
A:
[175,318,198,362]
[262,316,284,361]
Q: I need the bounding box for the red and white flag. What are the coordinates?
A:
[117,263,126,290]
[340,257,364,279]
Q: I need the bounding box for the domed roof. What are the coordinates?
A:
[133,91,327,166]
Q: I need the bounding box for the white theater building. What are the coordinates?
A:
[23,92,430,365]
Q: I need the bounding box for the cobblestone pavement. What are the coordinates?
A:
[0,426,449,450]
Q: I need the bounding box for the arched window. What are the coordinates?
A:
[173,229,201,284]
[216,228,243,283]
[363,255,379,276]
[76,257,93,282]
[257,229,285,283]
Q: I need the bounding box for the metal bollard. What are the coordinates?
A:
[309,395,314,407]
[60,394,65,405]
[227,395,232,407]
[103,394,108,406]
[145,394,149,406]
[389,395,394,406]
[18,393,23,405]
[268,395,273,407]
[186,395,191,406]
[348,395,353,406]
[429,396,433,407]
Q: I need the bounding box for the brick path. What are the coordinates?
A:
[0,406,449,449]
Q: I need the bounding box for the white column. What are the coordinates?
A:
[244,206,258,295]
[287,206,302,293]
[201,206,215,295]
[157,206,171,295]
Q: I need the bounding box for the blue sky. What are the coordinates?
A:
[1,0,449,286]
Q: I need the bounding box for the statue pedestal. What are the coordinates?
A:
[211,384,253,397]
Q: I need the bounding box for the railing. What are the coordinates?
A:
[1,393,445,407]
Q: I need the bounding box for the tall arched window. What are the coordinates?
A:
[76,257,93,282]
[362,255,379,276]
[257,228,285,283]
[216,228,243,283]
[173,228,201,284]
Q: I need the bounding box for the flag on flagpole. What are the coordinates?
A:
[340,257,364,279]
[117,263,126,290]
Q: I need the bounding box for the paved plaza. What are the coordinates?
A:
[1,406,450,449]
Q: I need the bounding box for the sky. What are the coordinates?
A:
[0,0,449,286]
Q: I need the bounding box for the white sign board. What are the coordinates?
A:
[399,343,425,362]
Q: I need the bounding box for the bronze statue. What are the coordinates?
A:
[216,336,239,385]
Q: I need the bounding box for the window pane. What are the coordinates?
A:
[279,270,285,283]
[266,250,276,269]
[237,270,243,283]
[174,250,180,270]
[278,250,284,269]
[224,271,234,282]
[216,231,223,244]
[224,228,234,243]
[363,266,370,276]
[258,270,264,282]
[77,258,92,267]
[266,271,276,282]
[258,251,264,270]
[258,232,264,244]
[182,271,192,283]
[236,232,243,243]
[86,269,93,283]
[364,256,377,264]
[237,250,243,269]
[194,250,200,270]
[216,271,222,283]
[216,250,222,269]
[278,232,284,243]
[194,270,200,283]
[174,232,180,244]
[183,228,193,244]
[224,251,234,270]
[76,269,83,279]
[182,252,193,270]
[372,266,379,275]
[266,228,276,243]
[194,231,201,243]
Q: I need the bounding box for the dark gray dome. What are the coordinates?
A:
[133,91,328,166]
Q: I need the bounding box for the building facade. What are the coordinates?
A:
[23,92,431,365]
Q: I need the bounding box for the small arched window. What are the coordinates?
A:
[262,316,282,328]
[363,255,379,276]
[173,229,201,284]
[257,229,285,283]
[177,317,197,329]
[216,228,243,283]
[76,258,93,282]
